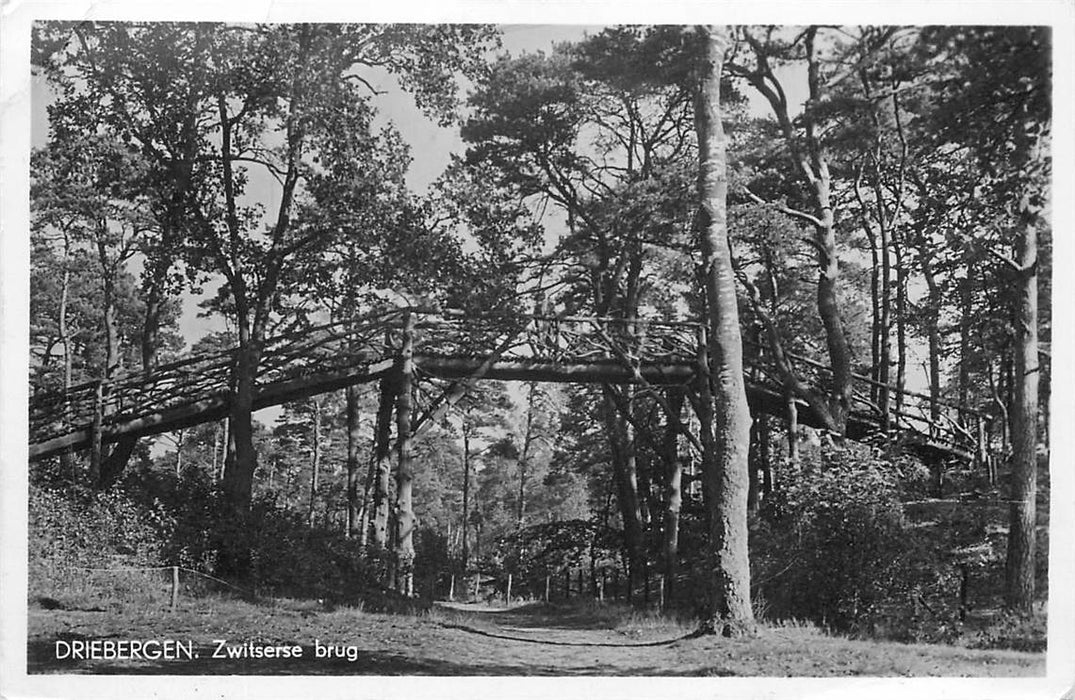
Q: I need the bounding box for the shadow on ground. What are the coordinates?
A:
[437,601,648,631]
[27,639,734,676]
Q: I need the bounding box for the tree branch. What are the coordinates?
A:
[744,187,823,228]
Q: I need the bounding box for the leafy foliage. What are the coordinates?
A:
[751,448,949,635]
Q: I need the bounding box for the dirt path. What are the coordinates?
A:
[26,599,1046,676]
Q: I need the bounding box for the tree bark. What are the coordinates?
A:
[602,385,646,588]
[747,418,761,516]
[346,385,363,538]
[878,187,893,432]
[370,376,397,549]
[662,387,684,600]
[957,256,976,426]
[894,242,909,420]
[223,338,261,512]
[56,232,77,479]
[307,396,322,527]
[695,24,754,634]
[462,420,472,570]
[730,27,852,435]
[394,313,416,596]
[1006,219,1039,612]
[918,244,944,428]
[758,412,773,496]
[517,382,538,528]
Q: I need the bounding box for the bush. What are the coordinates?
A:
[29,469,389,609]
[750,448,948,635]
[28,483,173,608]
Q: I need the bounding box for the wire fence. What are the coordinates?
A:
[65,564,255,610]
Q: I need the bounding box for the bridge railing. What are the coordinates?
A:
[411,311,701,367]
[29,306,988,462]
[740,336,986,455]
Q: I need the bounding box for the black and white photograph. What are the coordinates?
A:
[1,2,1073,698]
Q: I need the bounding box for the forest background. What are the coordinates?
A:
[3,2,1074,686]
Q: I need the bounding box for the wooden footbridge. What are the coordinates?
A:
[28,308,989,463]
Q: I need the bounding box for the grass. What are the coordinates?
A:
[26,592,1044,676]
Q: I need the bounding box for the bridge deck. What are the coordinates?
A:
[28,309,982,463]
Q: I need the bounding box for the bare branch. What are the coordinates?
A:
[743,187,824,228]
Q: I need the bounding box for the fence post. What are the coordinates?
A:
[658,575,665,611]
[506,573,513,605]
[170,566,179,612]
[564,569,570,600]
[449,573,455,601]
[544,575,550,603]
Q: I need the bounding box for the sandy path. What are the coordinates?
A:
[26,600,1046,676]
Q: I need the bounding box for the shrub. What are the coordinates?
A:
[750,448,948,635]
[28,483,173,608]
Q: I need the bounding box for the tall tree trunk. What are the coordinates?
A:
[878,198,892,432]
[219,419,230,483]
[394,313,416,596]
[93,241,126,489]
[786,391,800,467]
[462,420,472,570]
[57,233,76,479]
[894,242,909,421]
[517,382,538,528]
[695,24,754,634]
[346,385,363,537]
[957,257,976,426]
[307,397,322,527]
[747,418,761,516]
[100,242,175,488]
[602,385,645,590]
[1006,220,1039,612]
[662,387,684,600]
[758,412,774,496]
[919,246,944,428]
[173,430,185,477]
[865,220,881,405]
[370,376,397,549]
[223,338,260,513]
[732,28,852,435]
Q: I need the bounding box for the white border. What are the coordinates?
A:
[2,2,1073,699]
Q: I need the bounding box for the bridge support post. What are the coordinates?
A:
[394,312,416,596]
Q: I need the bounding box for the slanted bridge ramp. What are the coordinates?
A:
[28,308,987,463]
